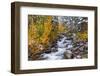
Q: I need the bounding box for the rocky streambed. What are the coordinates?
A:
[36,34,88,60]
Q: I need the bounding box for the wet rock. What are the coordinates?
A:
[67,36,72,40]
[51,47,58,52]
[79,46,84,51]
[63,41,67,44]
[79,42,84,46]
[44,50,51,54]
[64,50,73,59]
[58,39,62,42]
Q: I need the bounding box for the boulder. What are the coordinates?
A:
[64,50,73,59]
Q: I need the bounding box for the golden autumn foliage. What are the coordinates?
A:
[28,15,87,56]
[58,24,65,33]
[28,16,67,54]
[77,31,88,41]
[40,16,52,44]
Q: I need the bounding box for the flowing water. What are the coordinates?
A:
[40,35,73,60]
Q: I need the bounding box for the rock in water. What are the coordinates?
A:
[64,50,73,59]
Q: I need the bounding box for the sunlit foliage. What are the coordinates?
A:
[28,15,67,54]
[28,15,88,57]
